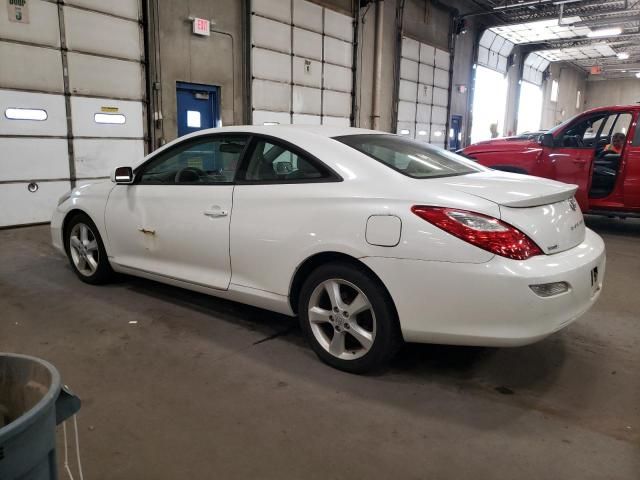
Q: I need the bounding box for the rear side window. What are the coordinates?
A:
[335,134,484,179]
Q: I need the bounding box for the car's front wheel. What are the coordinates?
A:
[298,262,402,373]
[65,213,113,284]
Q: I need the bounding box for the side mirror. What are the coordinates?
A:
[539,133,554,148]
[112,166,134,184]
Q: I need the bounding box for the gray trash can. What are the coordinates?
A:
[0,353,81,480]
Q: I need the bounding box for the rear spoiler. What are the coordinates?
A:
[501,184,578,208]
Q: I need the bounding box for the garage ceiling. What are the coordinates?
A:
[470,0,640,79]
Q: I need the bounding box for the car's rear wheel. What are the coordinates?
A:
[65,213,113,284]
[298,262,402,373]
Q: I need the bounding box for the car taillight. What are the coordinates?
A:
[411,206,543,260]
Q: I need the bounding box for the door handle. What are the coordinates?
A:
[138,227,156,235]
[572,159,587,165]
[203,209,228,218]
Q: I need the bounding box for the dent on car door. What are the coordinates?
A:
[105,135,249,289]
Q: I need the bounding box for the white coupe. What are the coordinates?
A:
[51,126,606,372]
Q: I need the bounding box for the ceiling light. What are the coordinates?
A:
[636,72,640,78]
[587,27,622,38]
[617,52,629,60]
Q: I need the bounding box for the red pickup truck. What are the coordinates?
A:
[462,105,640,217]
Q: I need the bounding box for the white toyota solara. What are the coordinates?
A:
[51,126,605,373]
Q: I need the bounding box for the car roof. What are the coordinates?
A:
[581,104,640,115]
[182,124,390,140]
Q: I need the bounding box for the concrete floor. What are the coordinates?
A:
[1,218,638,479]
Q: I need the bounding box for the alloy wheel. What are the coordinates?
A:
[307,279,376,360]
[69,223,100,277]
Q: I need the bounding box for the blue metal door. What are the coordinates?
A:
[176,82,220,137]
[449,115,463,151]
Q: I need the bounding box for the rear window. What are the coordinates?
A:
[335,134,484,179]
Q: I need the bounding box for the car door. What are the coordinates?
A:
[547,112,609,210]
[104,134,249,289]
[230,136,342,295]
[624,112,640,209]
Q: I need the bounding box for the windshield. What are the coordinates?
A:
[334,134,485,179]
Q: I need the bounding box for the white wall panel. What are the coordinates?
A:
[0,139,68,181]
[418,64,434,85]
[292,113,321,125]
[252,0,291,23]
[416,123,430,140]
[292,86,321,114]
[74,139,144,178]
[252,48,291,83]
[0,0,60,47]
[323,64,352,93]
[0,90,67,136]
[293,0,322,32]
[0,43,63,93]
[292,28,322,60]
[323,37,352,67]
[398,80,417,102]
[0,181,70,227]
[252,15,291,53]
[419,44,435,66]
[397,101,416,122]
[402,38,420,61]
[64,6,141,61]
[67,53,143,99]
[64,0,140,21]
[292,57,321,88]
[433,87,448,107]
[400,58,418,81]
[432,106,447,124]
[396,122,414,137]
[324,9,352,42]
[253,110,291,125]
[417,84,432,104]
[322,90,351,117]
[322,116,350,127]
[435,49,450,70]
[434,68,449,89]
[70,97,143,137]
[416,103,431,123]
[251,79,291,112]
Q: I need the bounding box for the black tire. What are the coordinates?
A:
[298,262,402,374]
[64,213,113,285]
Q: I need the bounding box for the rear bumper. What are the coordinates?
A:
[362,228,606,347]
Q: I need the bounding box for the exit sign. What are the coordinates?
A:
[590,65,602,75]
[193,17,210,36]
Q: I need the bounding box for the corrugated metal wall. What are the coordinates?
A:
[0,0,146,227]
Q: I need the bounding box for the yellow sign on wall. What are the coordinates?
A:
[101,106,119,113]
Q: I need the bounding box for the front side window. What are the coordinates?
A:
[138,136,248,185]
[335,134,484,179]
[556,113,608,149]
[240,140,333,182]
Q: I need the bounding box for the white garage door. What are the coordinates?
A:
[396,37,450,149]
[0,0,146,227]
[250,0,354,126]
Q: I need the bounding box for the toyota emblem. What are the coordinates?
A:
[568,198,577,211]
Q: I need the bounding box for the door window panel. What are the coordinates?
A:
[558,113,608,148]
[242,140,332,182]
[138,136,247,184]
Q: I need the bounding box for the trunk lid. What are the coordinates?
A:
[441,171,584,254]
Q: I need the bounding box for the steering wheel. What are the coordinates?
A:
[174,166,206,183]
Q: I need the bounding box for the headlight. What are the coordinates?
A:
[57,191,72,206]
